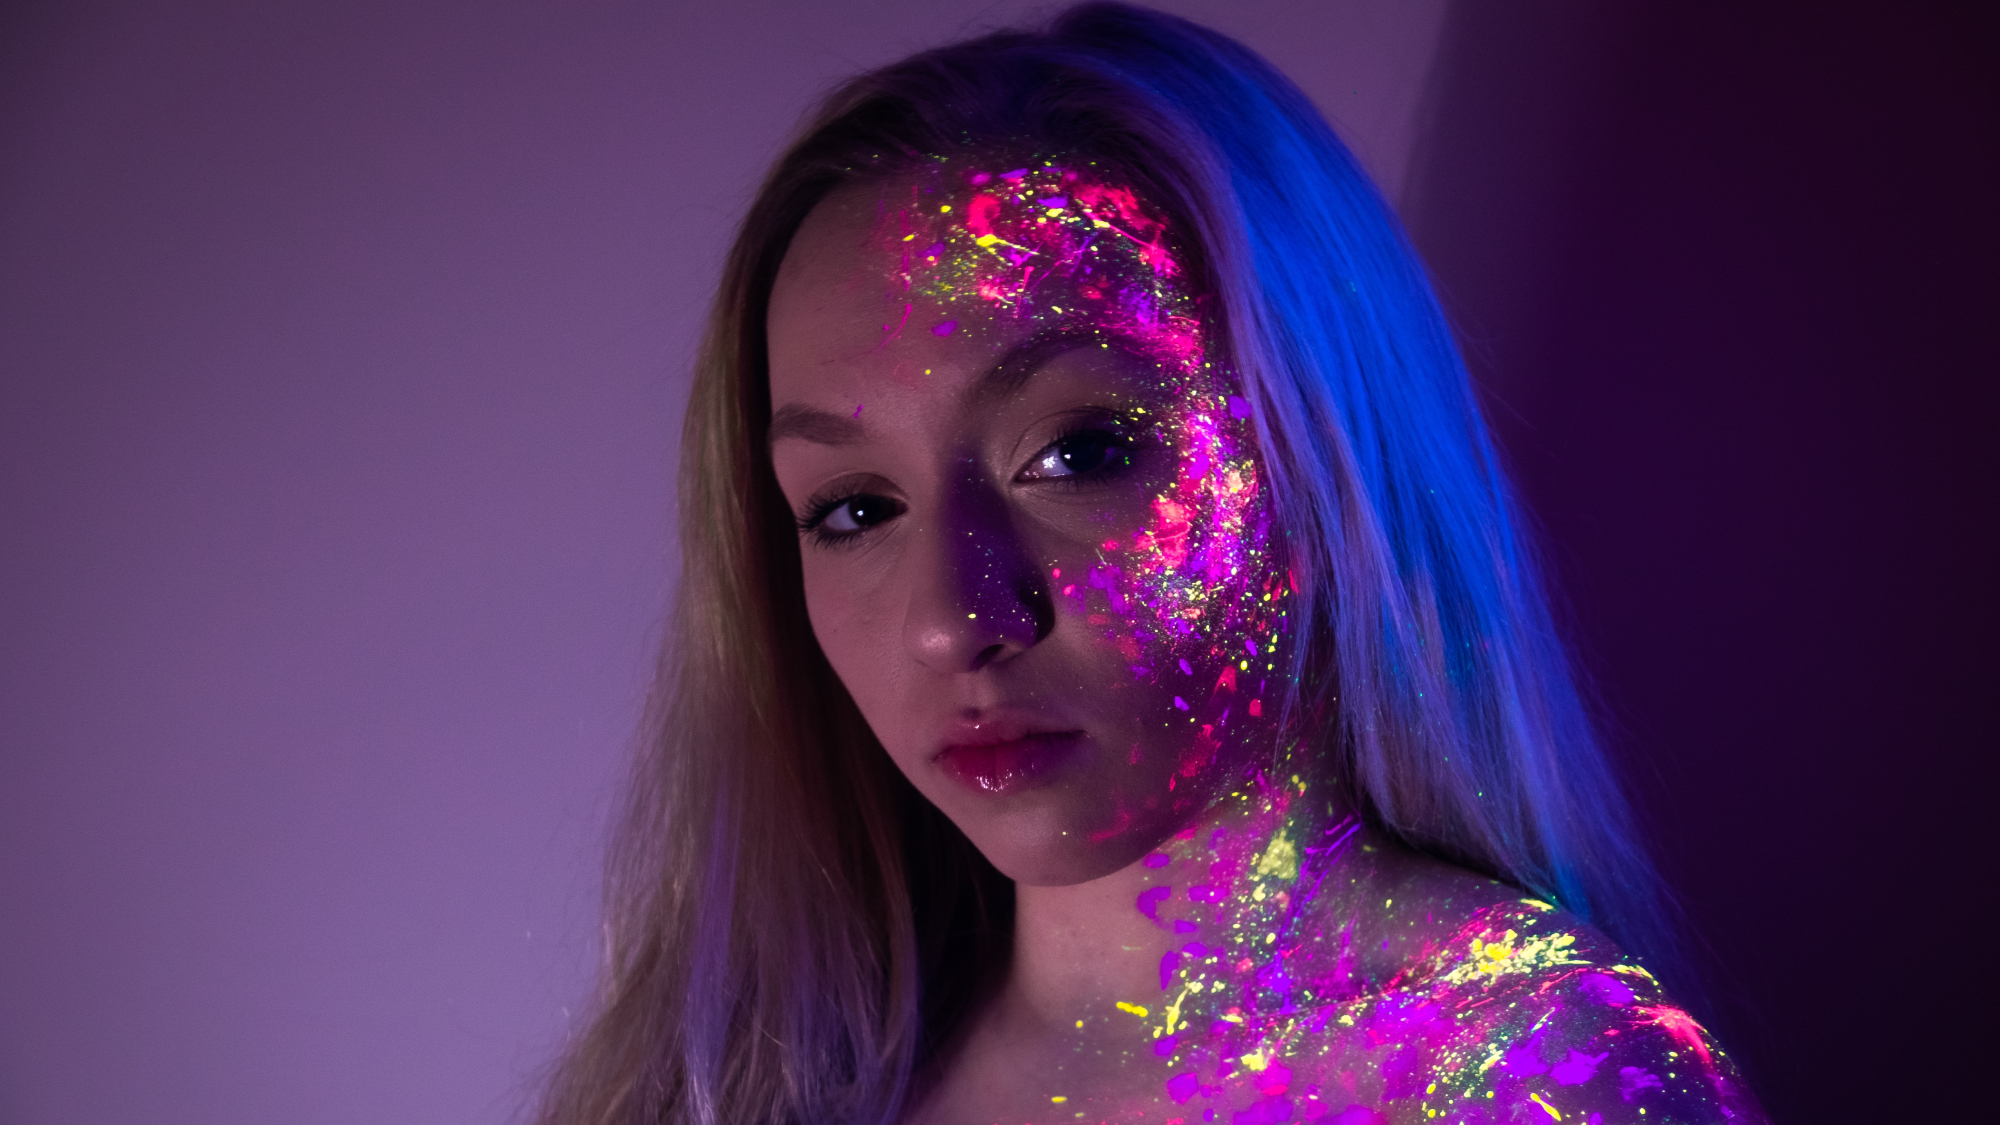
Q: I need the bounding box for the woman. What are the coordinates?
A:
[538,5,1763,1123]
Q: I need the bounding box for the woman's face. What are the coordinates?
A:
[767,161,1290,886]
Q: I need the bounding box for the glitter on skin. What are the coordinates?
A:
[876,162,1280,748]
[1101,817,1761,1124]
[787,158,1759,1123]
[1093,800,1762,1124]
[870,160,1289,842]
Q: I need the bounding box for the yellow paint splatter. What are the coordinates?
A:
[1254,828,1297,880]
[1115,1001,1149,1017]
[1162,984,1193,1034]
[1528,1092,1561,1120]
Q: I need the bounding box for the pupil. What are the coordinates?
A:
[848,497,885,525]
[1060,435,1115,473]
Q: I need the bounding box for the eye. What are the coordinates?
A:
[1020,428,1130,480]
[821,494,900,533]
[800,491,904,543]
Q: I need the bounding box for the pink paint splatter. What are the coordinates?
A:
[872,301,911,349]
[1636,1005,1713,1066]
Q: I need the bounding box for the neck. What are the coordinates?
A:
[1005,853,1175,1028]
[997,767,1362,1042]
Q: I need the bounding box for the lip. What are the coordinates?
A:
[933,716,1084,795]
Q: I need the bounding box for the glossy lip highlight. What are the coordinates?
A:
[934,717,1085,795]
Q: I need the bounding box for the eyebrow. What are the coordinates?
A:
[975,327,1108,403]
[768,403,864,447]
[765,328,1123,448]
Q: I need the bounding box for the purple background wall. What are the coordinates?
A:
[0,3,1449,1122]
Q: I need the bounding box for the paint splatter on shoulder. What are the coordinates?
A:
[1252,903,1766,1124]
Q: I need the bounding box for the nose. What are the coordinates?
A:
[902,459,1052,672]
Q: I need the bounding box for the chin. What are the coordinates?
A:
[949,786,1182,887]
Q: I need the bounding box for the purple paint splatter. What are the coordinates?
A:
[1552,1048,1610,1085]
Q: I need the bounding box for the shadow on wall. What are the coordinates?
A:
[1401,3,1995,1123]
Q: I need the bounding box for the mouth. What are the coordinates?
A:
[933,718,1085,795]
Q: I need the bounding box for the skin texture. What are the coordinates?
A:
[766,163,1760,1125]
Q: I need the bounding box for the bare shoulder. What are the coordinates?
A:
[1283,894,1767,1125]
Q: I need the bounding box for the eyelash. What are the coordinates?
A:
[793,415,1145,549]
[796,489,900,550]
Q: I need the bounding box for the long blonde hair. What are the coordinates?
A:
[536,5,1668,1123]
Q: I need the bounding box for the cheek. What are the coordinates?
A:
[800,557,904,714]
[1067,412,1289,774]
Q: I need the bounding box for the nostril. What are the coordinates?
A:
[969,643,1009,672]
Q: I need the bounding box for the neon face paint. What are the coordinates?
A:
[875,159,1289,816]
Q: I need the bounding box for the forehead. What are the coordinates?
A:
[767,161,1206,410]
